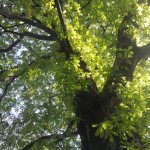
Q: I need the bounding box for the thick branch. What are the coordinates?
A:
[101,12,150,115]
[54,0,74,59]
[0,25,56,41]
[54,0,66,33]
[138,43,150,59]
[0,7,57,38]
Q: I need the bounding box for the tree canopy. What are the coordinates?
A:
[0,0,150,150]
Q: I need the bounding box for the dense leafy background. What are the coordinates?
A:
[0,0,150,149]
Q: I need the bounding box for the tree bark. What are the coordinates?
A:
[76,14,150,150]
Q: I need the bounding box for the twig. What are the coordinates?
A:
[0,72,23,103]
[81,0,92,10]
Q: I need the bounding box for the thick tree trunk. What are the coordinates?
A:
[76,14,150,150]
[76,83,123,150]
[76,46,150,150]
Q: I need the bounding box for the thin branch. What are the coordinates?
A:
[0,72,24,103]
[65,120,75,133]
[22,135,53,150]
[54,120,75,143]
[22,120,78,150]
[0,53,53,103]
[32,0,40,7]
[0,36,24,53]
[23,31,56,41]
[81,0,92,10]
[1,23,25,29]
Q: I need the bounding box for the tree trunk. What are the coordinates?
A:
[76,83,124,150]
[76,13,150,150]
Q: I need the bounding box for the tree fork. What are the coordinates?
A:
[76,13,150,150]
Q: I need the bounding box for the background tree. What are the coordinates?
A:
[0,0,150,149]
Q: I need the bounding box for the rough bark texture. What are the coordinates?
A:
[76,14,150,150]
[76,43,149,150]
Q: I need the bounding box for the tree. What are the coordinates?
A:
[0,0,150,149]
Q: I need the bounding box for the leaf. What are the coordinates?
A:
[95,127,100,137]
[128,46,132,50]
[92,124,100,128]
[108,132,114,143]
[99,126,105,138]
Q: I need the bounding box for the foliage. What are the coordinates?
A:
[0,0,150,149]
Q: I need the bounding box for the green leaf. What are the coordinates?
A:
[92,124,100,128]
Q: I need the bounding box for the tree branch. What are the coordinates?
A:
[101,12,150,117]
[54,0,66,33]
[32,0,40,7]
[0,72,24,103]
[0,53,56,103]
[0,24,56,41]
[81,0,92,10]
[0,36,24,53]
[138,43,150,59]
[54,0,74,59]
[1,23,25,29]
[0,7,57,38]
[22,120,78,150]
